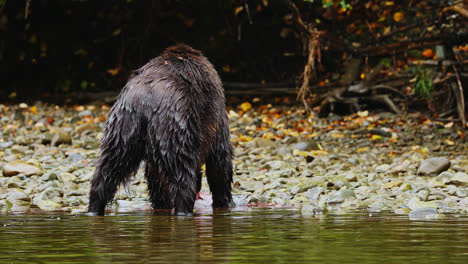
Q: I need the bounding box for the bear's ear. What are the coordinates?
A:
[164,44,202,57]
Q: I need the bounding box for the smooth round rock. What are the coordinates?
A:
[3,160,43,176]
[417,157,451,176]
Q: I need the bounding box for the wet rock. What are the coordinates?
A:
[40,133,54,144]
[34,187,62,204]
[417,190,430,201]
[276,146,292,156]
[369,128,392,137]
[59,172,77,183]
[67,153,86,162]
[0,200,13,212]
[78,110,93,118]
[246,138,277,148]
[6,189,31,211]
[445,172,468,186]
[399,182,412,191]
[394,208,411,215]
[290,186,300,195]
[232,194,251,206]
[0,141,14,149]
[327,189,356,204]
[265,160,290,170]
[408,208,445,220]
[304,187,324,202]
[407,197,438,210]
[387,160,412,174]
[381,180,403,189]
[3,160,43,176]
[436,171,453,182]
[37,200,61,211]
[417,157,450,176]
[345,174,357,182]
[293,140,319,151]
[76,123,97,134]
[301,204,325,216]
[51,132,72,146]
[39,172,59,181]
[455,189,468,198]
[272,198,285,206]
[75,171,93,183]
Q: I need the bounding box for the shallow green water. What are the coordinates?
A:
[0,209,467,263]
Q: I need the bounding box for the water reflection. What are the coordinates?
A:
[0,209,467,263]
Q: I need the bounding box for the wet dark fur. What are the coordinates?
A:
[88,44,233,215]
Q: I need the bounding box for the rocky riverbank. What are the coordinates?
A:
[0,102,467,219]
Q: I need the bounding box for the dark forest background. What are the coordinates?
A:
[0,0,305,101]
[0,0,466,120]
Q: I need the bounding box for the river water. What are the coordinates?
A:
[0,208,467,263]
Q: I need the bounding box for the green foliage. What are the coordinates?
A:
[379,58,391,68]
[80,80,88,90]
[410,67,434,97]
[309,0,351,10]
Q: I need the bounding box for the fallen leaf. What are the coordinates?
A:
[30,106,37,114]
[107,67,121,76]
[356,147,369,153]
[393,12,403,22]
[239,102,252,112]
[444,122,454,128]
[422,49,433,58]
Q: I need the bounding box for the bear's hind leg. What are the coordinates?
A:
[145,161,173,210]
[88,109,145,215]
[206,112,234,208]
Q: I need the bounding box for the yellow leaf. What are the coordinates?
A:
[30,106,37,114]
[383,26,391,34]
[289,131,299,137]
[420,147,429,154]
[456,130,466,138]
[239,135,253,142]
[310,150,328,155]
[296,151,309,157]
[201,164,206,171]
[445,139,454,145]
[393,12,403,22]
[331,133,344,138]
[371,134,382,140]
[240,102,252,112]
[234,6,244,15]
[262,132,275,139]
[356,147,369,153]
[222,65,231,72]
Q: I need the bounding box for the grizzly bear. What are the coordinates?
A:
[87,44,234,216]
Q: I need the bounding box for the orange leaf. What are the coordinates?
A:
[107,67,121,76]
[393,12,403,22]
[30,106,37,114]
[422,49,433,58]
